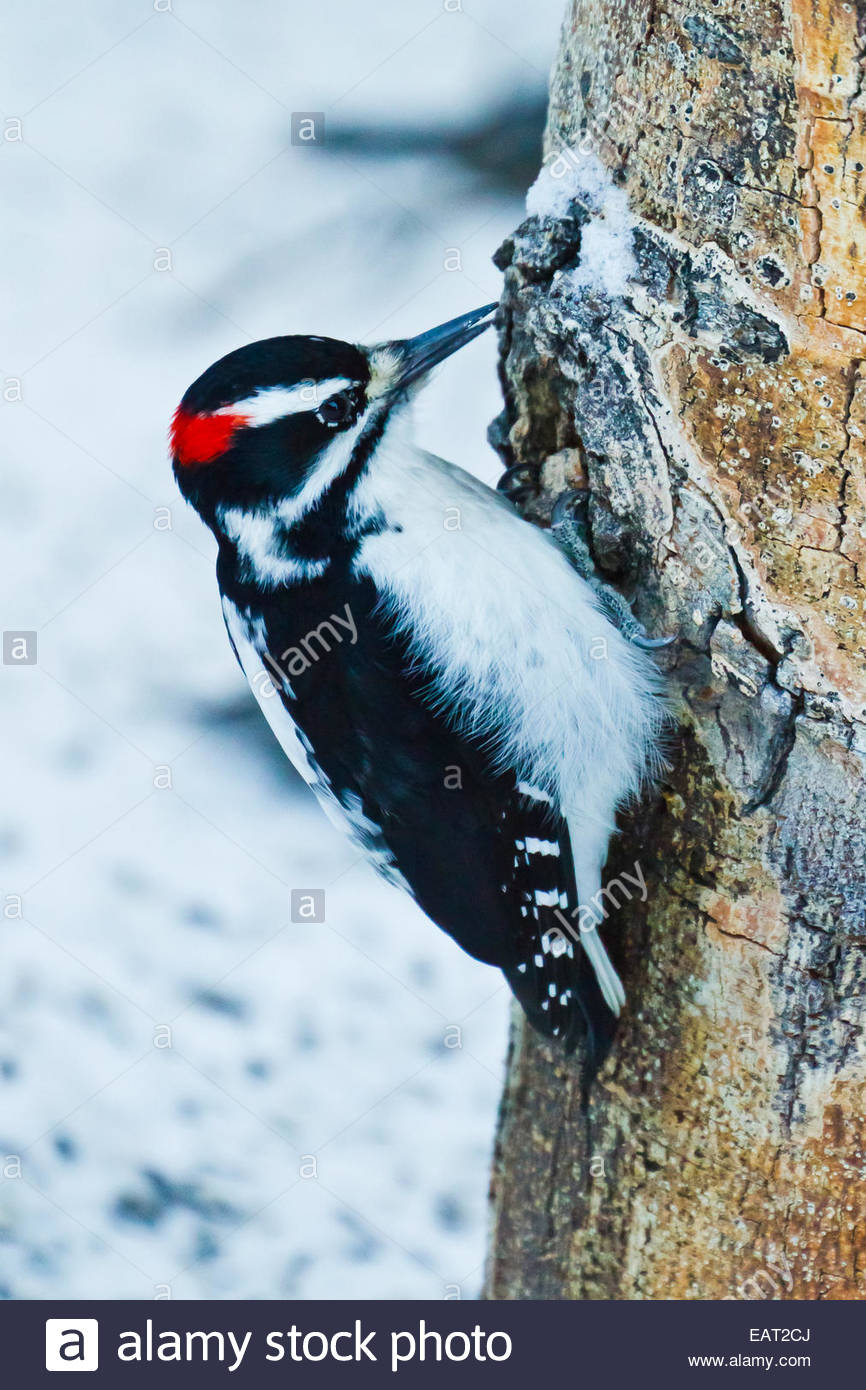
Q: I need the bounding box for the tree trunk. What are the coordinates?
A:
[485,0,866,1300]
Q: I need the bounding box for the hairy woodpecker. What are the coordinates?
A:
[171,304,666,1063]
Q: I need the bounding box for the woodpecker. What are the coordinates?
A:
[171,304,666,1064]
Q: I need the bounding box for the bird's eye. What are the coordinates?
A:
[317,391,355,428]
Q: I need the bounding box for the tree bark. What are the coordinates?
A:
[485,0,866,1300]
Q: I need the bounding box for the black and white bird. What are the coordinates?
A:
[171,304,665,1064]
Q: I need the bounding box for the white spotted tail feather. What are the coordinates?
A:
[503,782,624,1058]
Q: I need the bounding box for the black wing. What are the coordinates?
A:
[228,570,617,1063]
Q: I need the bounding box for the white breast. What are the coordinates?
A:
[348,437,665,835]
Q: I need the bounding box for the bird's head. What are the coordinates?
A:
[170,303,497,528]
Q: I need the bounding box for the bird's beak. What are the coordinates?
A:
[388,303,498,391]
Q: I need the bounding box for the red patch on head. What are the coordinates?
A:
[170,406,249,468]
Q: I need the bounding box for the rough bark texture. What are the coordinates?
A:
[485,0,866,1300]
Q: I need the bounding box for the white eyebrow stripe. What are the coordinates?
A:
[215,378,353,427]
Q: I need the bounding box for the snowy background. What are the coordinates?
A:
[0,0,564,1299]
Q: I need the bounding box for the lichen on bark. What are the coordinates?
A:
[486,0,866,1300]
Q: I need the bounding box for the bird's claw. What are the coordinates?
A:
[498,464,539,503]
[595,589,676,652]
[532,484,677,650]
[551,487,590,528]
[629,630,677,650]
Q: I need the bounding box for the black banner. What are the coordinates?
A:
[7,1299,854,1386]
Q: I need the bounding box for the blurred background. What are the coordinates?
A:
[0,0,563,1299]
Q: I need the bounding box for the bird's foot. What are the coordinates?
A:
[552,489,677,650]
[497,463,539,506]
